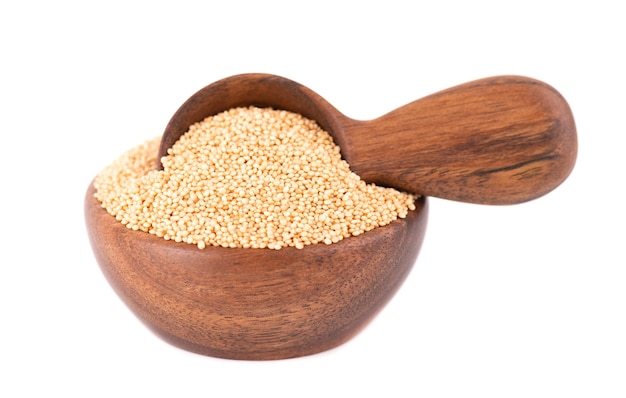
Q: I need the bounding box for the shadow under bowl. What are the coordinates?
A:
[85,183,428,360]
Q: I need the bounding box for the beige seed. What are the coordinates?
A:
[94,106,417,250]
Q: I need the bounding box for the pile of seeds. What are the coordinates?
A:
[94,106,417,250]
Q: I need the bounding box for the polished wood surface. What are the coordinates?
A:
[85,184,428,360]
[159,74,577,205]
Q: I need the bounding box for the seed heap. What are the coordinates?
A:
[94,106,417,250]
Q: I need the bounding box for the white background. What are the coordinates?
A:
[1,1,624,397]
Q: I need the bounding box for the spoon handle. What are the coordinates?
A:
[340,76,577,205]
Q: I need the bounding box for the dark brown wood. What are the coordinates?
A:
[85,184,428,360]
[159,74,577,205]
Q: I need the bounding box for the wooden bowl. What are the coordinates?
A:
[85,184,428,360]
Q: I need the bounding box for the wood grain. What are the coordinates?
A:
[159,74,577,205]
[85,183,428,360]
[342,76,578,204]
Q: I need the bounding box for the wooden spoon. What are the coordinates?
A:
[158,74,577,205]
